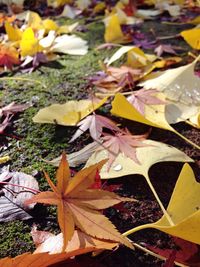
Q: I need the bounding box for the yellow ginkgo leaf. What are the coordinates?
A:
[124,164,200,245]
[85,140,193,180]
[105,45,156,67]
[111,93,172,131]
[104,14,125,43]
[111,93,200,149]
[180,28,200,50]
[33,98,108,126]
[5,21,22,42]
[138,56,200,128]
[42,19,59,33]
[20,27,43,57]
[26,11,44,30]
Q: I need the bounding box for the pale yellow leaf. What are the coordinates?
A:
[85,140,193,179]
[33,98,107,126]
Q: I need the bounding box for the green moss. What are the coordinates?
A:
[0,221,34,258]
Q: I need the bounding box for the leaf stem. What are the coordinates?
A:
[0,181,40,194]
[174,129,200,150]
[145,174,175,226]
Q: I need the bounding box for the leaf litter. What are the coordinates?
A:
[0,0,199,266]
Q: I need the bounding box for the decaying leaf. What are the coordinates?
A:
[0,172,39,222]
[69,114,120,142]
[33,98,107,126]
[85,140,193,179]
[92,66,141,93]
[33,229,118,254]
[125,164,200,245]
[26,154,134,250]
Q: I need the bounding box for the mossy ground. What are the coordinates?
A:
[0,15,197,261]
[0,19,110,258]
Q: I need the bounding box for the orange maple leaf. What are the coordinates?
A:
[26,154,133,250]
[0,44,20,70]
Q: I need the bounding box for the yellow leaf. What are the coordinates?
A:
[20,27,42,57]
[111,93,200,149]
[5,21,22,42]
[104,14,125,43]
[180,28,200,50]
[111,93,172,131]
[125,164,200,244]
[42,19,58,32]
[0,155,10,164]
[139,56,200,125]
[33,98,108,126]
[85,140,193,180]
[26,11,44,30]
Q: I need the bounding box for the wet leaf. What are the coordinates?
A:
[85,140,193,179]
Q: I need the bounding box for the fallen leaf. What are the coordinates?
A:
[0,249,97,267]
[127,164,200,245]
[33,98,107,126]
[180,28,200,50]
[127,89,166,115]
[20,27,43,57]
[34,229,118,254]
[96,129,148,170]
[0,102,29,117]
[92,66,141,93]
[69,114,120,142]
[154,44,177,57]
[5,21,22,42]
[0,44,20,70]
[104,14,126,43]
[111,93,172,131]
[148,238,200,266]
[51,34,88,55]
[140,56,200,106]
[26,154,134,250]
[111,93,200,144]
[85,140,193,179]
[0,171,39,222]
[46,141,100,167]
